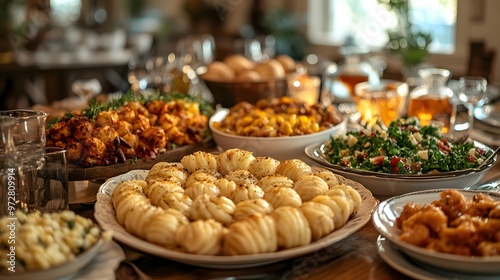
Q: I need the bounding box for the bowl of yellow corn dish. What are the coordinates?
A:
[0,210,112,280]
[209,97,347,161]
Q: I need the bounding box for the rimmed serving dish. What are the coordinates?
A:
[94,169,377,269]
[373,189,500,274]
[305,141,497,197]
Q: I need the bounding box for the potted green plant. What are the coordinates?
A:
[378,0,433,82]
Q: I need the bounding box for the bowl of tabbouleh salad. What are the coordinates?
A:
[305,117,497,197]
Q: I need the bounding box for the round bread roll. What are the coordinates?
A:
[202,61,235,82]
[254,59,285,79]
[234,70,261,82]
[275,55,296,73]
[223,54,255,75]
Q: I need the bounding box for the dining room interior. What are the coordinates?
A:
[1,0,500,279]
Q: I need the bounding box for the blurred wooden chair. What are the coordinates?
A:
[467,40,496,82]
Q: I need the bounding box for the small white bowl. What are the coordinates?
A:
[209,108,347,161]
[372,189,500,274]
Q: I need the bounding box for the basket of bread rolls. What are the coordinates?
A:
[199,54,301,107]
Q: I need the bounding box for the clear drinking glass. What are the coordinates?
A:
[0,109,48,213]
[128,55,155,93]
[0,116,18,217]
[457,76,488,133]
[33,147,69,212]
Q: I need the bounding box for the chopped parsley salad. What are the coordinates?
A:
[323,117,493,174]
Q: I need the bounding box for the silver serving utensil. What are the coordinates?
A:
[467,180,500,191]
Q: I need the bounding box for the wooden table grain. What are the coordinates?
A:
[70,156,500,280]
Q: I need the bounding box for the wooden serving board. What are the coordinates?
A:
[68,139,216,181]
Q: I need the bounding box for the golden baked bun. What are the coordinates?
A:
[234,70,261,82]
[202,61,235,82]
[275,55,296,73]
[223,54,255,75]
[254,59,285,79]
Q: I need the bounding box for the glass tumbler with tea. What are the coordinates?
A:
[354,80,409,126]
[407,68,456,133]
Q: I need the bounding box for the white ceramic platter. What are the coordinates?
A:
[305,142,496,197]
[377,236,500,280]
[373,189,500,274]
[94,169,377,269]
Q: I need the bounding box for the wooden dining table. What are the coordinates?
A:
[68,152,500,280]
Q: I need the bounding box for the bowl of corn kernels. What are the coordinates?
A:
[209,97,347,161]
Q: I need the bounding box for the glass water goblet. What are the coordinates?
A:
[128,55,155,94]
[457,76,488,134]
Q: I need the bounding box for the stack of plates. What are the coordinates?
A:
[373,189,500,279]
[474,103,500,135]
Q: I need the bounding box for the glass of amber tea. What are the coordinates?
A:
[354,80,409,126]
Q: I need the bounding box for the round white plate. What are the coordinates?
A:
[373,189,500,274]
[474,103,500,127]
[94,169,377,269]
[377,236,500,280]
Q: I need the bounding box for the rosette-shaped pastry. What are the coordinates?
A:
[190,194,236,225]
[275,159,313,181]
[176,219,226,255]
[248,156,281,179]
[111,180,147,208]
[231,184,265,204]
[217,148,255,175]
[234,198,274,220]
[257,175,294,193]
[293,175,329,202]
[145,162,188,185]
[264,187,302,208]
[124,203,164,237]
[214,178,237,198]
[185,169,221,188]
[299,201,335,240]
[144,209,189,248]
[185,181,220,199]
[157,192,193,217]
[325,184,362,213]
[312,195,352,228]
[147,180,184,206]
[181,151,219,173]
[114,193,151,226]
[223,213,277,255]
[225,170,257,186]
[271,206,311,249]
[314,170,340,188]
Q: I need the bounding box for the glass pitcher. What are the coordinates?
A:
[407,68,456,133]
[321,46,379,105]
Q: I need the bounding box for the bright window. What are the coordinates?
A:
[307,0,457,54]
